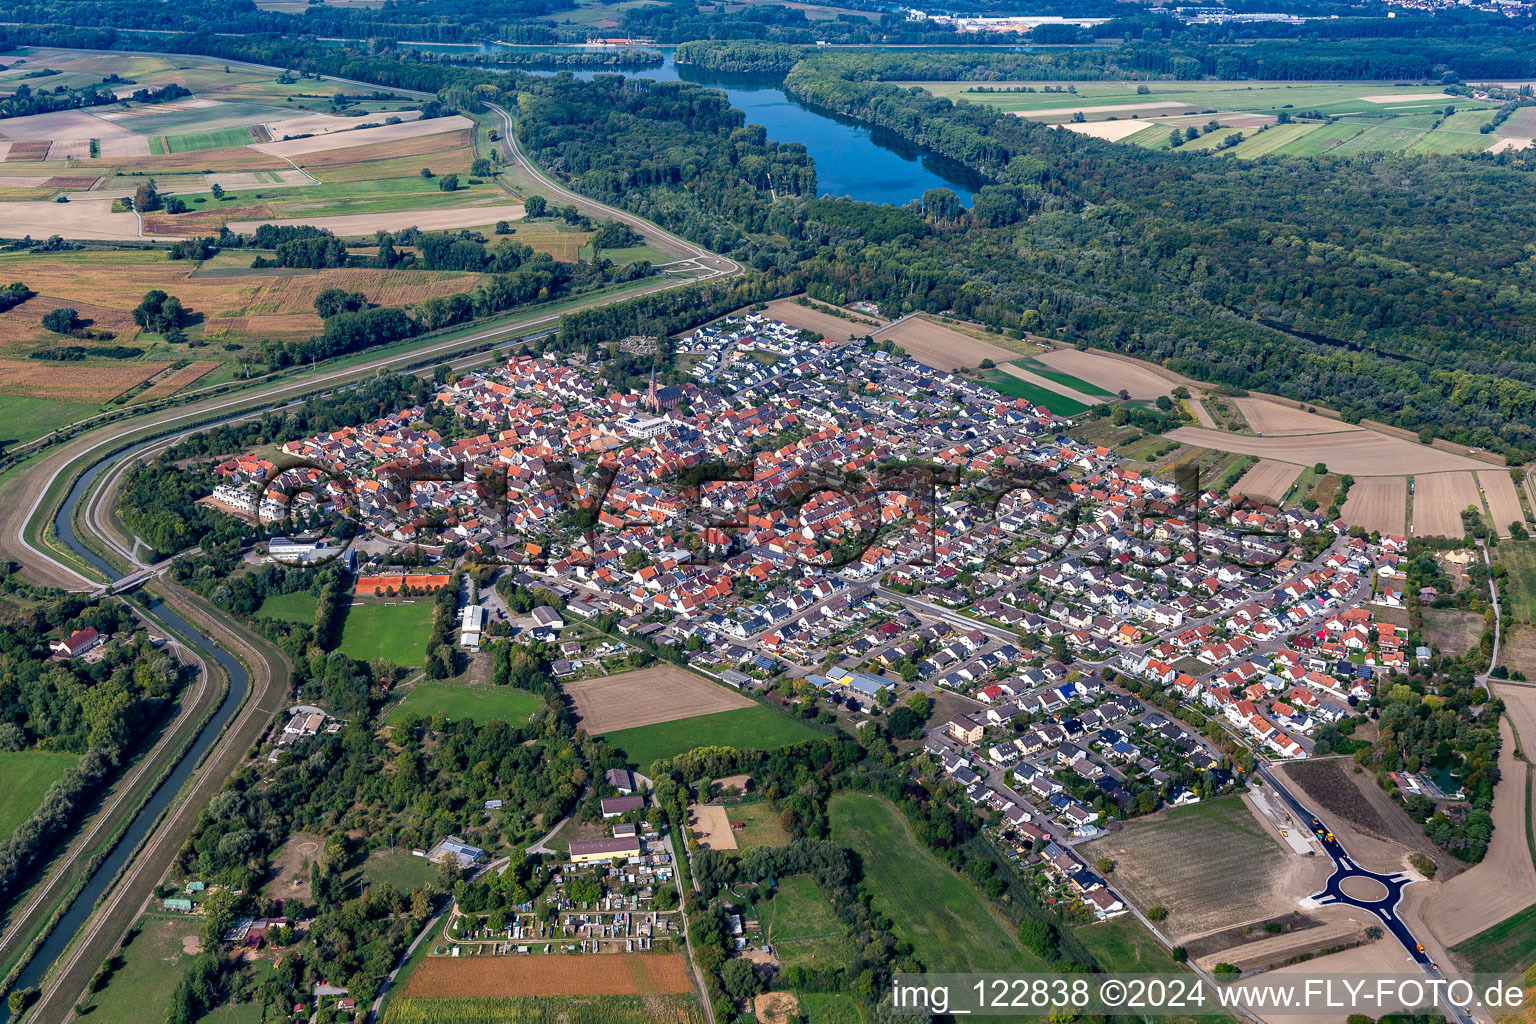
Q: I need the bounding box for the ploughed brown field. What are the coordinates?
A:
[402,952,694,998]
[1339,476,1407,536]
[564,665,753,735]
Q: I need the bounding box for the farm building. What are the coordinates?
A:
[601,795,646,818]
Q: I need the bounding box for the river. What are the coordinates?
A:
[0,444,253,1024]
[419,43,988,205]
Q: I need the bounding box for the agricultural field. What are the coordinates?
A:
[0,749,78,837]
[1479,470,1527,537]
[0,48,531,240]
[400,951,695,997]
[761,874,857,969]
[828,792,1046,974]
[1080,795,1326,942]
[921,79,1502,159]
[564,665,755,734]
[868,314,1017,370]
[383,995,707,1024]
[1164,424,1487,477]
[335,599,436,665]
[1497,540,1536,623]
[1227,459,1302,504]
[1339,476,1408,536]
[1452,904,1536,975]
[1034,347,1177,400]
[383,681,546,727]
[601,705,823,769]
[982,367,1089,415]
[1412,472,1484,537]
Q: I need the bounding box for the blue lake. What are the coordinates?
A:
[419,43,988,205]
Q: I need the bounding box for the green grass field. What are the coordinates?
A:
[982,370,1089,415]
[1452,902,1536,974]
[336,600,435,665]
[602,705,823,768]
[354,847,440,892]
[763,874,857,969]
[1497,540,1536,623]
[0,395,101,446]
[1075,916,1186,973]
[799,992,866,1024]
[79,913,193,1024]
[731,800,791,850]
[0,750,78,838]
[829,792,1045,974]
[255,589,319,623]
[162,127,261,153]
[383,682,545,726]
[1016,358,1113,397]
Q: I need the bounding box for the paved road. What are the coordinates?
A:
[1257,764,1476,1024]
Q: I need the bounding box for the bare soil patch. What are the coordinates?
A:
[222,203,525,237]
[1423,607,1485,658]
[1340,876,1388,902]
[403,952,694,997]
[289,128,471,169]
[262,832,321,901]
[759,297,877,340]
[1182,911,1324,962]
[1059,120,1156,141]
[252,114,473,158]
[1036,347,1174,399]
[688,802,737,851]
[1164,426,1488,476]
[1195,907,1370,974]
[1340,476,1408,535]
[1414,472,1483,537]
[753,991,801,1024]
[1229,459,1302,504]
[0,198,162,240]
[1479,471,1526,537]
[1281,760,1441,872]
[712,773,752,796]
[1234,397,1360,436]
[565,665,754,735]
[871,316,1020,370]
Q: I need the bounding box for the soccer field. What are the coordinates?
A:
[336,600,436,665]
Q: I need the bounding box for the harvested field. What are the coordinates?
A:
[0,198,161,240]
[1234,397,1356,436]
[1081,795,1328,941]
[289,129,472,169]
[688,802,737,851]
[998,363,1101,406]
[1479,471,1527,537]
[39,175,100,189]
[1011,101,1189,118]
[1425,712,1536,948]
[0,294,139,343]
[1035,347,1175,399]
[871,315,1018,370]
[132,361,217,403]
[222,203,525,237]
[45,139,91,161]
[266,111,411,137]
[1164,426,1487,476]
[1058,119,1158,141]
[108,146,290,173]
[0,175,48,187]
[1362,92,1453,103]
[1414,471,1483,536]
[253,114,473,158]
[564,665,753,735]
[5,140,52,161]
[402,952,694,998]
[1489,136,1533,153]
[142,204,276,236]
[1228,459,1302,504]
[0,357,164,402]
[1340,476,1408,535]
[0,108,137,140]
[759,297,878,340]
